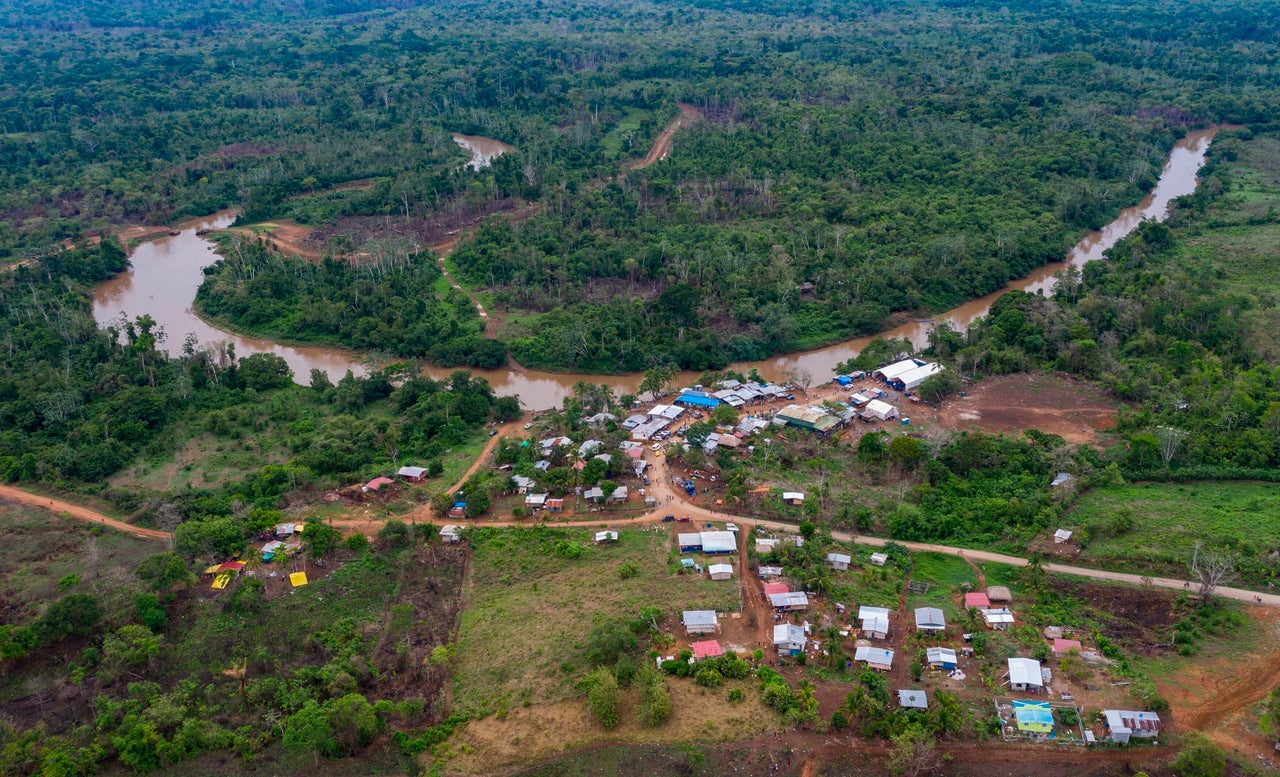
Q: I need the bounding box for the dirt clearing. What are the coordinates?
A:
[936,373,1120,444]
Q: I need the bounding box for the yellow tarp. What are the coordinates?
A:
[289,572,309,587]
[203,564,222,575]
[211,571,233,589]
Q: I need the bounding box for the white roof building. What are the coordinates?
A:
[594,530,618,543]
[579,439,603,457]
[682,610,719,635]
[864,399,900,421]
[708,563,733,580]
[914,607,946,631]
[897,362,942,390]
[525,493,548,507]
[773,623,807,652]
[648,404,685,422]
[782,491,805,503]
[1103,710,1162,742]
[769,591,810,609]
[622,414,648,430]
[855,645,894,670]
[396,465,428,479]
[874,358,922,382]
[1054,529,1074,543]
[869,552,888,566]
[700,531,737,554]
[583,486,605,500]
[827,552,852,570]
[512,475,536,492]
[926,647,958,667]
[898,690,929,710]
[859,606,892,637]
[1007,657,1044,689]
[678,532,703,549]
[758,565,784,578]
[440,525,464,543]
[983,608,1015,628]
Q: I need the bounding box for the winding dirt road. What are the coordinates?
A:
[0,485,170,541]
[628,103,701,169]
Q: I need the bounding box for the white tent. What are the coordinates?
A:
[865,399,899,421]
[874,358,921,382]
[898,363,942,390]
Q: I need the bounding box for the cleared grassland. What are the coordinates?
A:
[451,525,742,716]
[906,551,976,612]
[1065,481,1280,580]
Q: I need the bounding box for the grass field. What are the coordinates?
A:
[1065,481,1280,581]
[451,525,742,717]
[906,551,976,612]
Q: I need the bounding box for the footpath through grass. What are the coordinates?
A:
[1065,481,1280,584]
[451,525,741,716]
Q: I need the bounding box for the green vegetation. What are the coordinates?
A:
[1067,482,1280,584]
[0,509,464,775]
[451,526,739,716]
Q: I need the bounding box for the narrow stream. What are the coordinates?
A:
[92,128,1218,409]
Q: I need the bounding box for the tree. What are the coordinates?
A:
[889,723,942,776]
[638,666,672,726]
[302,519,343,558]
[101,624,161,680]
[710,403,739,426]
[585,619,637,666]
[1155,425,1188,467]
[134,593,167,631]
[136,552,191,593]
[858,431,887,465]
[888,435,925,474]
[586,667,620,728]
[917,370,961,404]
[783,367,813,396]
[463,489,490,518]
[173,517,246,561]
[638,365,677,399]
[284,701,338,762]
[1169,732,1226,777]
[37,593,101,644]
[377,519,411,549]
[1190,542,1236,600]
[237,353,293,391]
[430,491,454,518]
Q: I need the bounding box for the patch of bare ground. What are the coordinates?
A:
[443,679,780,776]
[308,197,530,256]
[936,372,1120,445]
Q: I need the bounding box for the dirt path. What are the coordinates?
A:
[0,485,170,541]
[443,420,524,496]
[629,103,702,170]
[219,222,320,260]
[1180,647,1280,730]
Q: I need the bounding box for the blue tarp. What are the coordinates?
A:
[675,392,720,408]
[834,375,853,386]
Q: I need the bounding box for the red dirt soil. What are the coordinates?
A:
[936,372,1120,445]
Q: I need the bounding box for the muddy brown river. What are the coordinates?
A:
[92,128,1217,410]
[452,133,515,171]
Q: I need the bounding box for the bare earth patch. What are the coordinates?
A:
[935,373,1120,445]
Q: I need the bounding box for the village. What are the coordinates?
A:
[179,354,1174,762]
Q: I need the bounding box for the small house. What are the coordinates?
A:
[982,608,1015,630]
[440,525,464,544]
[512,475,536,494]
[859,606,892,639]
[1051,472,1075,488]
[827,552,852,571]
[691,640,724,661]
[534,460,551,472]
[1052,638,1083,655]
[1102,710,1161,743]
[593,453,613,465]
[756,537,780,554]
[963,592,990,609]
[1007,657,1044,692]
[854,645,894,671]
[986,586,1013,604]
[762,582,790,597]
[914,607,946,632]
[274,523,296,538]
[678,533,703,552]
[546,498,565,513]
[758,565,784,578]
[869,552,888,567]
[782,491,805,505]
[774,623,807,656]
[608,485,628,503]
[1053,529,1074,544]
[525,493,548,509]
[708,563,733,581]
[595,531,618,544]
[396,465,428,482]
[448,502,465,518]
[682,610,720,635]
[926,647,957,670]
[898,690,929,710]
[586,412,617,427]
[769,592,810,611]
[584,486,605,501]
[362,476,395,493]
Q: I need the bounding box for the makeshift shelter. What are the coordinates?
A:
[691,640,724,661]
[758,565,784,578]
[289,571,309,587]
[440,525,463,543]
[914,607,946,632]
[1052,638,1083,654]
[546,498,565,512]
[926,647,957,670]
[1054,529,1074,544]
[363,476,395,492]
[595,531,618,543]
[864,399,900,421]
[782,491,805,505]
[756,537,780,554]
[1103,710,1161,743]
[512,475,536,493]
[1007,658,1044,692]
[708,563,733,581]
[682,610,719,635]
[854,645,894,671]
[859,606,892,639]
[869,552,888,567]
[773,624,807,655]
[898,690,929,710]
[986,586,1013,603]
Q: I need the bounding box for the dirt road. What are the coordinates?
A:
[0,485,170,541]
[629,103,702,169]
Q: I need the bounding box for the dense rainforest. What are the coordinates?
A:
[3,0,1280,371]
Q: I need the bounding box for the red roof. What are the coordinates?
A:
[1052,638,1083,653]
[365,476,395,490]
[546,498,565,507]
[218,561,246,572]
[626,448,643,458]
[691,640,724,660]
[964,592,990,608]
[763,582,790,595]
